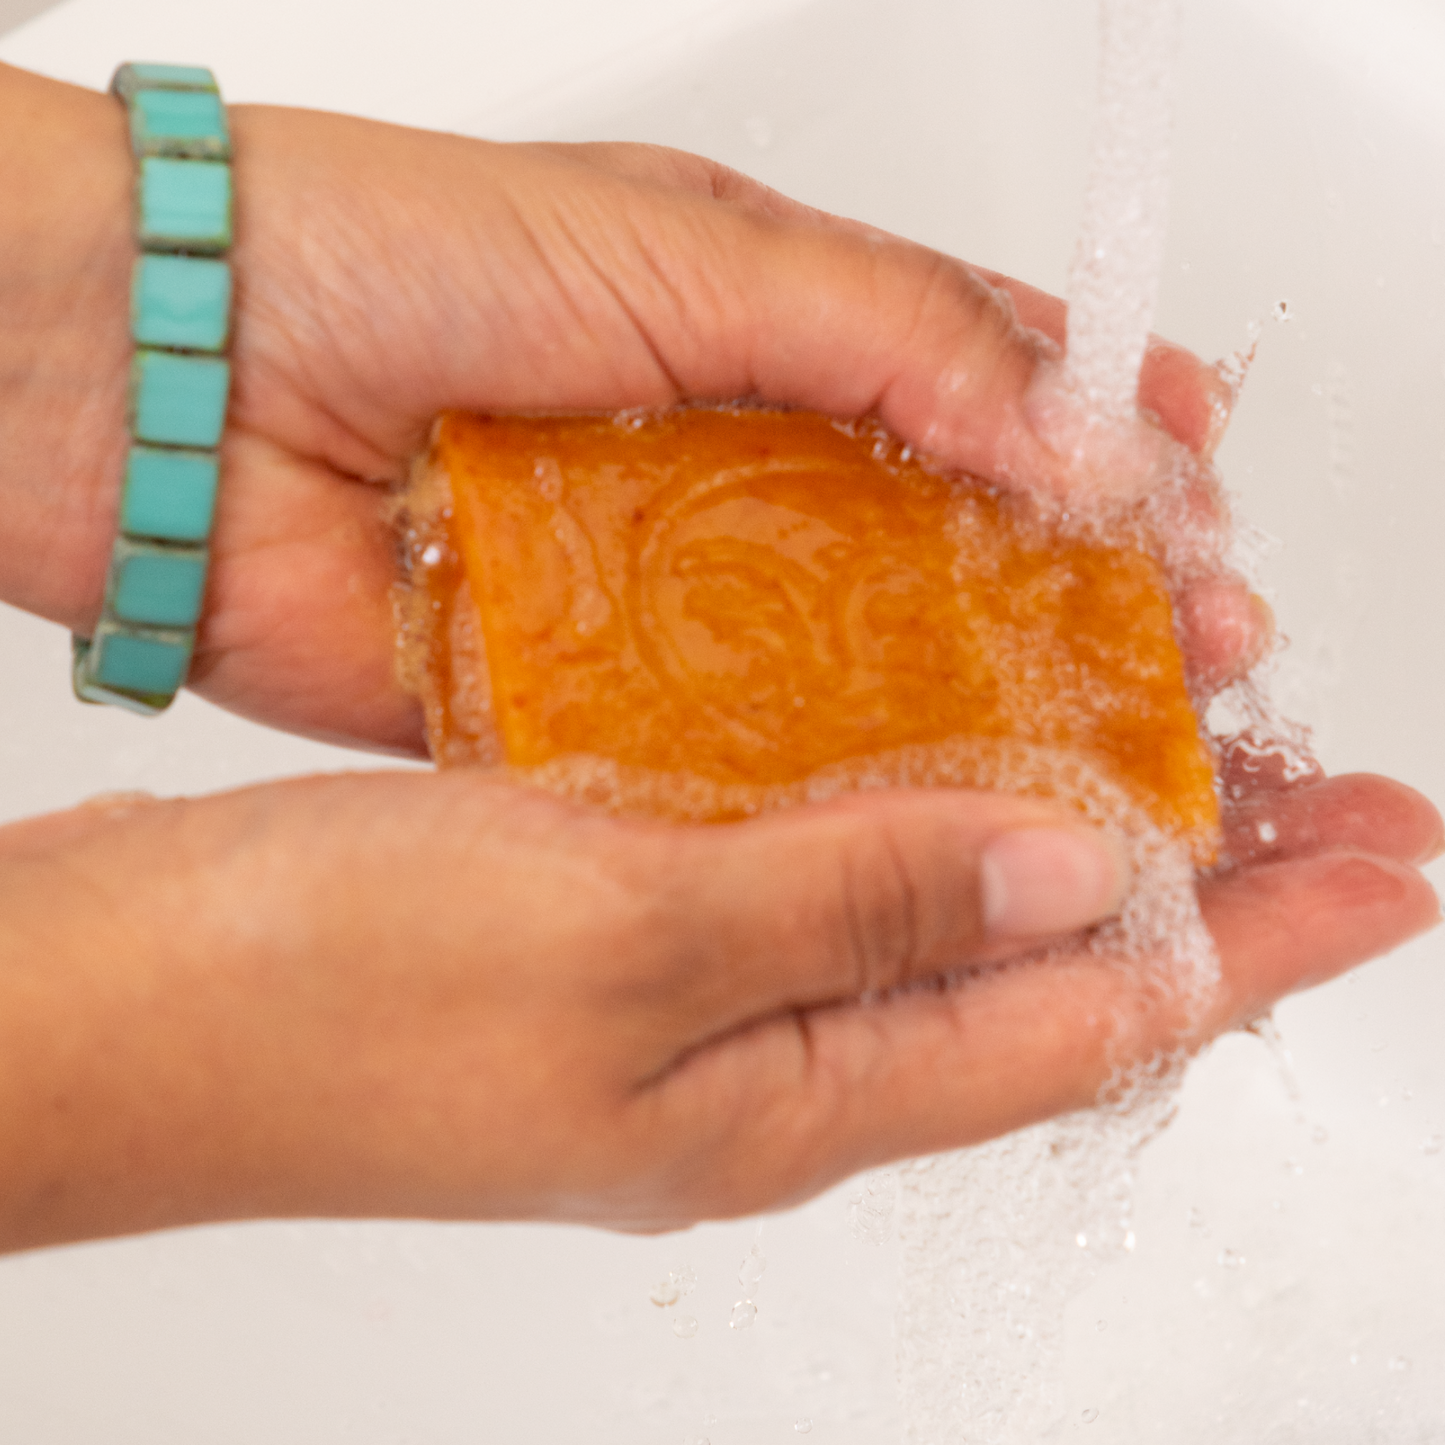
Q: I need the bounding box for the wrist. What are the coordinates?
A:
[0,64,136,632]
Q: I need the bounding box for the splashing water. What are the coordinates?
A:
[894,3,1232,1440]
[896,806,1217,1443]
[738,1244,767,1299]
[846,1170,900,1245]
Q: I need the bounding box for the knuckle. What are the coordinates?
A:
[831,818,923,994]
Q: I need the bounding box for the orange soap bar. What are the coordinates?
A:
[404,407,1218,857]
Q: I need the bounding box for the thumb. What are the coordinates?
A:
[661,789,1127,1032]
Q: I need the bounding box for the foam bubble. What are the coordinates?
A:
[894,798,1215,1443]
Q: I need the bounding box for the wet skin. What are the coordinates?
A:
[0,62,1436,1251]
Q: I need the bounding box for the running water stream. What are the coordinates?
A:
[1061,0,1181,420]
[893,3,1214,1440]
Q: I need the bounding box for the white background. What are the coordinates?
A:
[2,0,1444,1439]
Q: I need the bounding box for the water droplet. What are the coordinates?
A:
[1256,820,1278,843]
[672,1315,699,1339]
[1349,1353,1360,1366]
[1422,1134,1442,1156]
[1284,1157,1305,1177]
[420,543,443,567]
[670,1265,698,1298]
[1081,1407,1099,1424]
[1075,1233,1089,1249]
[1095,1318,1108,1332]
[729,1300,757,1330]
[1311,1125,1329,1145]
[794,1419,813,1435]
[1272,299,1292,322]
[738,1244,767,1295]
[1122,1230,1136,1252]
[650,1279,681,1308]
[1218,1248,1245,1270]
[1388,1355,1410,1373]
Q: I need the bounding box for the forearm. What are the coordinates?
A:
[0,62,131,631]
[0,804,236,1251]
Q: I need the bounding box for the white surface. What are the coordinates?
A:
[0,0,816,130]
[3,0,1445,1439]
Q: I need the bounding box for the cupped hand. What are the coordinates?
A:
[0,765,1434,1251]
[7,70,1263,753]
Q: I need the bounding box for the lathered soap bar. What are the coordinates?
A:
[401,407,1219,860]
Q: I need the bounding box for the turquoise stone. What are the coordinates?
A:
[120,446,219,542]
[89,627,192,701]
[131,349,230,447]
[111,542,208,627]
[131,89,229,157]
[138,157,231,251]
[132,255,231,352]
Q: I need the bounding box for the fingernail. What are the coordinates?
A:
[980,827,1127,937]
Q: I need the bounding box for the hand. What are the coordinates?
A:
[3,66,1263,753]
[0,764,1435,1252]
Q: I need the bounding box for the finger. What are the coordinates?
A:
[1221,772,1445,869]
[1217,732,1327,797]
[554,147,1234,475]
[1175,576,1275,698]
[1203,849,1440,1017]
[645,789,1127,1034]
[969,266,1234,460]
[373,143,1170,506]
[642,848,1437,1219]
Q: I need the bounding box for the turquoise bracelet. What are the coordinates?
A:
[72,62,232,716]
